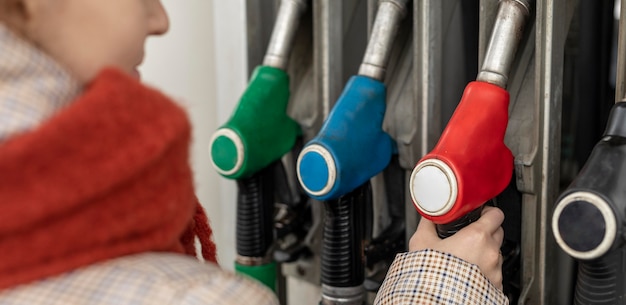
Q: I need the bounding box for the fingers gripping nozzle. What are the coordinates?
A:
[296,76,394,201]
[552,102,626,260]
[209,66,300,179]
[409,82,514,224]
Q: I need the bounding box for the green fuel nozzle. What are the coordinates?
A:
[210,65,300,180]
[209,0,307,294]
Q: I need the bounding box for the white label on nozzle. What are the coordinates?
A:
[552,191,617,260]
[296,144,336,197]
[410,159,457,216]
[209,128,245,176]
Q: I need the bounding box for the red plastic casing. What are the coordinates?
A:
[415,81,514,224]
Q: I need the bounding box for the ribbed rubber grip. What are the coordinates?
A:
[321,183,368,287]
[436,206,483,238]
[574,249,626,305]
[236,165,275,258]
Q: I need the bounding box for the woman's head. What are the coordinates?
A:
[0,0,169,84]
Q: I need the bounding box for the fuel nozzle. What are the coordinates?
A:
[551,3,626,302]
[209,0,307,293]
[296,0,406,201]
[296,1,407,304]
[296,76,391,200]
[209,0,306,179]
[551,103,626,305]
[552,103,626,260]
[409,82,513,224]
[409,0,530,230]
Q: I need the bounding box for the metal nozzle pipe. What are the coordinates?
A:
[477,0,531,88]
[321,285,365,305]
[358,0,408,81]
[263,0,308,70]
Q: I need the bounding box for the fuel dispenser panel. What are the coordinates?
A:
[215,0,625,304]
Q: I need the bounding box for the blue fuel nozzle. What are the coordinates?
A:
[296,75,394,201]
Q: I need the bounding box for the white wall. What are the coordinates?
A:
[140,0,247,271]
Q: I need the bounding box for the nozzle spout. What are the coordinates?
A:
[358,0,408,81]
[477,0,531,88]
[263,0,308,70]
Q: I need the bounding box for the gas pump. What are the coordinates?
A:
[227,0,589,302]
[209,0,307,293]
[296,0,408,303]
[551,1,626,303]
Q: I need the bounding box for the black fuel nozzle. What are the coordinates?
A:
[553,102,626,260]
[552,102,626,304]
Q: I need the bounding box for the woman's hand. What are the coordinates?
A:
[409,206,505,290]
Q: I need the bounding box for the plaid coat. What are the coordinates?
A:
[374,249,509,305]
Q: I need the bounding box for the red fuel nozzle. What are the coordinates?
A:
[410,81,514,224]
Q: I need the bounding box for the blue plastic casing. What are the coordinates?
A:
[297,75,394,200]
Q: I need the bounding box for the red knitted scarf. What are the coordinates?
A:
[0,68,217,289]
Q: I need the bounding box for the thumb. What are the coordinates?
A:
[474,206,505,234]
[409,216,441,251]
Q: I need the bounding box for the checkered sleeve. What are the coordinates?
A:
[373,249,509,305]
[0,253,280,305]
[178,269,280,305]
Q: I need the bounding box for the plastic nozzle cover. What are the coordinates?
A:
[235,261,277,292]
[410,81,513,224]
[297,76,393,201]
[552,192,616,260]
[209,66,300,179]
[552,102,626,260]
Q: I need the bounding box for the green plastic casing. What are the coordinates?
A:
[210,66,300,179]
[235,261,277,292]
